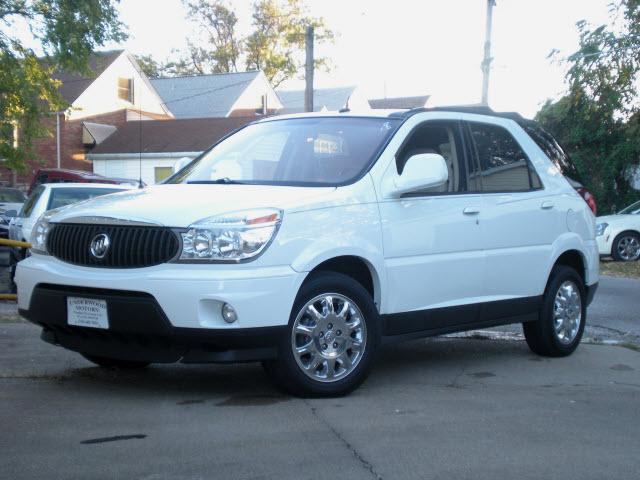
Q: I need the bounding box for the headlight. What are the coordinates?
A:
[30,216,52,255]
[178,208,282,262]
[595,222,608,236]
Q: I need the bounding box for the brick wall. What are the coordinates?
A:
[0,109,130,188]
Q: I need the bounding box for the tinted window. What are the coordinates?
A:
[521,122,581,182]
[0,188,26,203]
[47,188,122,210]
[19,186,45,218]
[396,121,466,194]
[468,123,540,192]
[168,117,400,186]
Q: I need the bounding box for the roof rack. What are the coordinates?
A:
[390,105,530,122]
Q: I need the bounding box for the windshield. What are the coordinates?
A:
[167,117,400,186]
[0,188,26,203]
[618,200,640,215]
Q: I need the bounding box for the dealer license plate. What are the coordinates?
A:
[67,297,109,329]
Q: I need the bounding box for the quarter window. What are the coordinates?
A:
[468,122,541,192]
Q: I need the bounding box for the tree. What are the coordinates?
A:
[537,0,640,212]
[183,0,241,74]
[135,54,161,78]
[0,0,126,172]
[245,0,333,87]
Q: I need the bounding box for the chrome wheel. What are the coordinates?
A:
[616,235,640,261]
[291,293,367,383]
[553,280,582,345]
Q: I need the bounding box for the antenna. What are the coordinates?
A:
[138,106,143,188]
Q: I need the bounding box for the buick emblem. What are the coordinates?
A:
[90,233,110,259]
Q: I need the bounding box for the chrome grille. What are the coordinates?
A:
[47,223,180,268]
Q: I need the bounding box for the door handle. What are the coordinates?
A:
[541,201,555,210]
[463,207,480,215]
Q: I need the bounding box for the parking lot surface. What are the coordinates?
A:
[1,320,639,480]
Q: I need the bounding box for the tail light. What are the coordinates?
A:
[577,187,597,215]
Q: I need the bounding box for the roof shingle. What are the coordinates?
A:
[90,117,254,155]
[151,71,260,119]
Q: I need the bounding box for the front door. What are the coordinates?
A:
[377,120,485,334]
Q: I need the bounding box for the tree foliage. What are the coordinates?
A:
[0,0,126,171]
[536,0,640,212]
[244,0,333,87]
[145,0,334,87]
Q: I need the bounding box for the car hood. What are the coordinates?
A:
[50,184,337,227]
[0,202,23,215]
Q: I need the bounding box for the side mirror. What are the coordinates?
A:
[3,210,17,218]
[392,153,448,196]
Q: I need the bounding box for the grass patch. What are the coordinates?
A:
[600,259,640,279]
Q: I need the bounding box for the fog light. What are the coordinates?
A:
[221,303,238,323]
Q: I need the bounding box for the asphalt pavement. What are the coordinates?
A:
[1,320,639,479]
[0,273,639,479]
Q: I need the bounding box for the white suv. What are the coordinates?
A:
[16,107,599,396]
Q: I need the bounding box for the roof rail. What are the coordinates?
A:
[391,105,529,122]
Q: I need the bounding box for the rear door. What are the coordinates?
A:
[465,119,564,302]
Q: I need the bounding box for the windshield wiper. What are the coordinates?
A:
[187,178,245,185]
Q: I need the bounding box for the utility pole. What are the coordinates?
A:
[480,0,496,106]
[304,25,314,113]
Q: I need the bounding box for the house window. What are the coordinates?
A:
[154,166,173,183]
[118,77,134,103]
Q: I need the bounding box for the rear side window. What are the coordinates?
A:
[47,188,122,210]
[467,122,542,192]
[520,122,581,182]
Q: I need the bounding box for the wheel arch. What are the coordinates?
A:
[303,255,383,311]
[552,249,586,283]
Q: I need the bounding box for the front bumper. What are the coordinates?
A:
[17,255,304,329]
[19,284,286,363]
[16,255,305,363]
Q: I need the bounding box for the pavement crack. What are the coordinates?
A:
[303,399,383,480]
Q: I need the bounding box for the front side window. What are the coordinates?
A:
[468,122,541,192]
[396,121,466,194]
[47,188,122,210]
[167,117,400,187]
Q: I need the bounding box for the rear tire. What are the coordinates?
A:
[523,265,586,357]
[262,271,380,397]
[82,354,150,369]
[611,231,640,262]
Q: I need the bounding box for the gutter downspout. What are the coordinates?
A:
[56,111,61,169]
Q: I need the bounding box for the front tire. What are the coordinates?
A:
[82,354,151,369]
[263,271,380,397]
[523,265,586,357]
[611,231,640,262]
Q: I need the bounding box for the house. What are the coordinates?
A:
[276,86,370,114]
[0,50,172,187]
[87,117,254,185]
[150,71,282,119]
[368,95,430,110]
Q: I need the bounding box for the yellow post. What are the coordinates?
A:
[0,238,31,248]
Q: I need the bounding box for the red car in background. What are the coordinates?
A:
[28,169,144,194]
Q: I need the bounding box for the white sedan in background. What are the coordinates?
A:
[7,183,135,286]
[596,200,640,261]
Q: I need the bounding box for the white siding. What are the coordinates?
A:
[93,155,198,185]
[69,53,170,120]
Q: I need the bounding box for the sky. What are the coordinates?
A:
[109,0,612,117]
